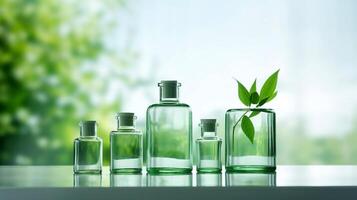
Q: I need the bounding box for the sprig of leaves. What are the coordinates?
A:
[233,69,279,144]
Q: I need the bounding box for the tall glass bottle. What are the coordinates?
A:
[146,80,192,174]
[196,119,222,173]
[110,112,142,173]
[73,121,102,174]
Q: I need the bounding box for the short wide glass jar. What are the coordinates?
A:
[225,108,276,172]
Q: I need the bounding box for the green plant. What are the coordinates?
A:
[233,69,280,144]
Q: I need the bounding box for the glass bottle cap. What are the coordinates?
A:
[116,112,136,127]
[200,119,217,133]
[158,80,181,99]
[79,121,97,136]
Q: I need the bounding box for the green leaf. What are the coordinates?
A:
[236,80,251,106]
[257,97,269,107]
[249,110,260,118]
[260,69,280,100]
[249,79,257,94]
[241,115,255,144]
[250,92,259,104]
[267,91,278,102]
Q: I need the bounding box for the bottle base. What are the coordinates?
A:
[147,167,192,174]
[197,168,222,174]
[111,168,142,174]
[73,170,102,174]
[225,165,276,173]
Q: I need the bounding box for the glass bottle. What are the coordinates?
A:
[146,80,192,174]
[73,121,102,174]
[110,112,142,173]
[196,119,222,173]
[225,108,276,172]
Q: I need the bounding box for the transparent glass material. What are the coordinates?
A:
[225,172,276,186]
[110,113,142,173]
[147,174,192,187]
[196,120,222,173]
[225,108,276,172]
[110,174,144,187]
[196,173,222,187]
[146,81,192,174]
[73,121,102,174]
[73,174,102,187]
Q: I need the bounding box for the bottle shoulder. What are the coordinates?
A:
[196,137,222,142]
[110,130,142,135]
[75,136,102,142]
[147,103,191,111]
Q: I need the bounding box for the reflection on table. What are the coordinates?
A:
[2,166,357,187]
[110,173,144,187]
[225,172,276,186]
[147,174,192,187]
[196,173,222,187]
[73,174,102,187]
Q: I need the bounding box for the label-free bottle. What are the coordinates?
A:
[110,112,142,173]
[146,80,192,174]
[196,119,222,173]
[73,121,102,174]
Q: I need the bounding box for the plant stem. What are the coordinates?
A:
[232,110,249,154]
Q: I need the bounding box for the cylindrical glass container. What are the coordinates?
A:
[146,80,192,174]
[73,121,103,174]
[225,108,276,172]
[196,119,222,173]
[110,112,142,173]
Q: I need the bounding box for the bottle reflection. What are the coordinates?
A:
[147,174,192,187]
[73,174,102,187]
[110,173,144,187]
[196,173,222,187]
[225,172,276,186]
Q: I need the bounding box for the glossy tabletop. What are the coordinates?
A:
[1,165,357,188]
[2,166,357,200]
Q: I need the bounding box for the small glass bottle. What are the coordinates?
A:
[110,112,142,173]
[146,80,192,174]
[73,121,102,174]
[196,119,222,173]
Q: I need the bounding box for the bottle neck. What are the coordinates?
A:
[117,120,136,130]
[117,123,135,130]
[201,131,216,138]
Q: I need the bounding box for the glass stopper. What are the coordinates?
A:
[116,112,136,128]
[79,121,97,136]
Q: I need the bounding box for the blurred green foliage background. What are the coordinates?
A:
[0,0,143,165]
